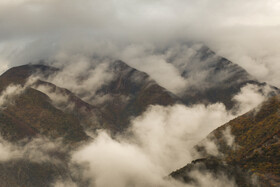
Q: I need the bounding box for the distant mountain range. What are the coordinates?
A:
[0,45,279,186]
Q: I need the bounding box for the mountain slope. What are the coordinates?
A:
[0,52,279,186]
[2,88,88,143]
[92,60,180,131]
[0,160,71,187]
[0,64,57,91]
[0,61,180,138]
[170,45,279,109]
[0,62,181,186]
[170,158,254,187]
[208,95,280,186]
[173,95,280,186]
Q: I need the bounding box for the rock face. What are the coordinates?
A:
[173,95,280,187]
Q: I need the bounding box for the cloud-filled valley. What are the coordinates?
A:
[0,0,280,186]
[0,62,273,186]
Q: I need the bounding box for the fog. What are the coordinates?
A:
[0,0,280,87]
[71,103,235,187]
[68,84,265,187]
[0,78,267,186]
[0,0,278,186]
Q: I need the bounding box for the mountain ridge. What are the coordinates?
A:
[0,46,279,186]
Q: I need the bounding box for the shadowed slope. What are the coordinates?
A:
[172,45,279,109]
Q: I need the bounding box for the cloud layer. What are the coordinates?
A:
[0,0,279,88]
[72,103,234,187]
[0,1,278,186]
[0,73,268,186]
[71,83,267,187]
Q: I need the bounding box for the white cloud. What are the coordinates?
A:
[53,180,78,187]
[0,58,9,75]
[232,84,273,114]
[0,1,278,186]
[34,84,75,111]
[72,103,237,187]
[0,75,40,108]
[70,81,270,186]
[47,59,114,103]
[0,138,16,161]
[0,136,66,163]
[0,84,26,108]
[0,0,279,88]
[121,44,187,94]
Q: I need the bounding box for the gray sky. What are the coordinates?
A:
[0,0,280,87]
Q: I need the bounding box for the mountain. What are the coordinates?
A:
[0,65,89,144]
[92,60,180,131]
[0,45,279,187]
[0,62,179,137]
[172,94,280,186]
[170,45,279,109]
[0,64,58,92]
[170,158,254,186]
[0,62,182,186]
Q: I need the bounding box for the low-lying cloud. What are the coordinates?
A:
[0,84,25,108]
[70,96,255,186]
[47,59,114,103]
[0,80,269,186]
[72,104,234,187]
[0,0,280,89]
[68,82,269,187]
[232,83,275,114]
[0,76,38,108]
[0,136,66,163]
[0,1,278,186]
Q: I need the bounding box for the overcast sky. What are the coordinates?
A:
[0,0,280,86]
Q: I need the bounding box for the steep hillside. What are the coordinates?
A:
[93,60,180,131]
[170,45,279,109]
[209,95,280,186]
[173,95,280,186]
[0,65,91,187]
[0,61,182,144]
[0,56,279,187]
[1,88,88,144]
[0,62,181,186]
[0,160,71,187]
[0,64,57,91]
[33,80,109,132]
[170,158,254,187]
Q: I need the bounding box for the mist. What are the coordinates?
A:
[0,75,267,186]
[71,103,233,187]
[0,0,280,88]
[68,84,266,187]
[0,0,279,186]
